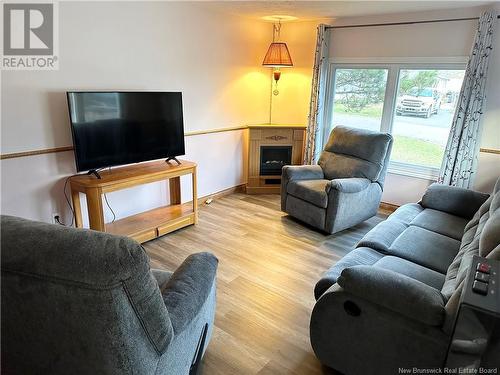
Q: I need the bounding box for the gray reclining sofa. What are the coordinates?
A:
[310,179,500,374]
[1,215,218,374]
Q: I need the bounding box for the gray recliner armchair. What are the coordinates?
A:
[281,126,393,234]
[1,215,218,374]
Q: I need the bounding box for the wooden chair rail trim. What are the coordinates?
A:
[185,125,248,136]
[0,146,74,160]
[1,134,498,161]
[479,148,500,155]
[0,125,250,160]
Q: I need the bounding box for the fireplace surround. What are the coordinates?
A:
[246,124,306,194]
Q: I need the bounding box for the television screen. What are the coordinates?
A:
[67,91,185,172]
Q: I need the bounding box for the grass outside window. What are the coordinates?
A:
[392,135,444,168]
[334,102,383,118]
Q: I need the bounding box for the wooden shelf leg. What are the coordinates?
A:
[169,177,181,205]
[86,187,105,231]
[71,189,83,228]
[192,167,198,224]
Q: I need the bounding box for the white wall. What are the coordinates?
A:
[1,1,270,224]
[329,19,477,59]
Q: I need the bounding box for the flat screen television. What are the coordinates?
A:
[67,91,185,172]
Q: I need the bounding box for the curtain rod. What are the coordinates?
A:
[325,15,500,29]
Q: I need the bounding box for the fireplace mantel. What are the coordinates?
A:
[246,124,306,194]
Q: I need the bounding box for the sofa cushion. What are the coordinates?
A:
[337,265,446,326]
[440,198,491,299]
[390,203,425,223]
[314,247,383,300]
[318,126,392,182]
[356,219,408,254]
[481,215,500,259]
[388,226,460,273]
[480,191,500,259]
[318,153,382,183]
[287,179,329,208]
[410,209,468,241]
[374,256,445,290]
[445,183,500,297]
[323,126,392,164]
[421,183,490,219]
[442,179,500,335]
[442,181,500,299]
[357,203,423,253]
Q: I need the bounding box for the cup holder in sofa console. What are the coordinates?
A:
[344,301,361,316]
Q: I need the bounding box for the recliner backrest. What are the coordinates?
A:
[318,126,393,185]
[441,179,500,301]
[1,215,173,374]
[441,179,500,333]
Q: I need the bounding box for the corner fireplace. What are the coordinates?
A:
[246,125,306,194]
[260,146,292,176]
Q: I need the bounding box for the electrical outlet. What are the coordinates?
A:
[52,213,61,224]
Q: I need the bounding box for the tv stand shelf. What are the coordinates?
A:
[70,160,197,243]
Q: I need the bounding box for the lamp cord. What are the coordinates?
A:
[60,175,76,227]
[273,20,282,42]
[269,70,274,124]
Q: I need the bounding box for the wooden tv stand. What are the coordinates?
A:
[70,159,197,243]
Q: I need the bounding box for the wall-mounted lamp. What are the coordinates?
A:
[262,20,293,96]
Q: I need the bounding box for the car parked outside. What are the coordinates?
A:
[396,87,442,118]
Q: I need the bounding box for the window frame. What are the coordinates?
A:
[323,60,467,180]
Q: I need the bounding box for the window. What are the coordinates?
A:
[325,64,466,179]
[392,69,465,169]
[332,68,388,132]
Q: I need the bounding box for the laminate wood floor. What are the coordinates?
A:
[144,193,387,375]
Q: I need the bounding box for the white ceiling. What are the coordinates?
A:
[204,1,495,22]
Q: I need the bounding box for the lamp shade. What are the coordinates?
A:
[262,42,293,67]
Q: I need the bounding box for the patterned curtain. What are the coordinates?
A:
[438,11,498,188]
[303,24,330,165]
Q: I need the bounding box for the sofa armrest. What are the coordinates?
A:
[161,252,218,334]
[281,165,325,211]
[282,165,324,181]
[337,265,446,326]
[328,178,371,193]
[152,269,173,291]
[421,183,489,219]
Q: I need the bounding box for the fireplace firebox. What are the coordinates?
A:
[260,146,292,176]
